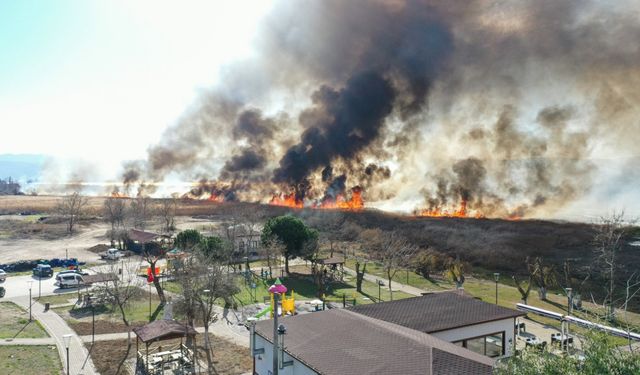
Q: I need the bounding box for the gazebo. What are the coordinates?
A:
[133,320,198,374]
[320,256,345,281]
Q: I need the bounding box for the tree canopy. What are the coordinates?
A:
[261,215,318,273]
[175,229,203,251]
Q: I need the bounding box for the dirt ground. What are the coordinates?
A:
[0,195,228,264]
[87,334,251,375]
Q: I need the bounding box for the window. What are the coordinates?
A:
[455,332,505,357]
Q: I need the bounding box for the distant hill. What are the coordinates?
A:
[0,154,46,181]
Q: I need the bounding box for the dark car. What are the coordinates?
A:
[0,286,5,298]
[33,264,53,278]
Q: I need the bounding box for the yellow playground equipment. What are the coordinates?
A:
[270,289,296,317]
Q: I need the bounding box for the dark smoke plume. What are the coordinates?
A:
[119,0,640,218]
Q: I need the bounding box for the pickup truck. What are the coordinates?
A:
[100,248,123,260]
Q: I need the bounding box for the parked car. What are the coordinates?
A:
[56,269,89,277]
[100,248,123,261]
[55,273,85,289]
[0,286,5,298]
[0,268,6,282]
[33,264,53,278]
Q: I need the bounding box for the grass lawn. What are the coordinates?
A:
[54,287,185,335]
[0,345,61,375]
[233,265,414,307]
[0,302,49,339]
[37,292,78,306]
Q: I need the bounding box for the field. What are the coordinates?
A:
[0,302,49,339]
[0,345,61,375]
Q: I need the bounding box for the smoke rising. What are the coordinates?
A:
[115,0,640,218]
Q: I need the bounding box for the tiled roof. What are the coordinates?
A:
[254,309,494,375]
[133,320,197,343]
[349,291,526,333]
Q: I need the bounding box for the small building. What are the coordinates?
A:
[349,291,526,358]
[252,308,495,375]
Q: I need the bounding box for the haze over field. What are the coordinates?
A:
[1,0,640,221]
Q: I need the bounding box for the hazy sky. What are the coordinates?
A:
[0,0,273,164]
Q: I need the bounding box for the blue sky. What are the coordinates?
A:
[0,1,272,165]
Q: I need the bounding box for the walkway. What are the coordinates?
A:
[342,266,426,296]
[11,296,98,375]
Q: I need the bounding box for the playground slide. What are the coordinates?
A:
[255,305,272,319]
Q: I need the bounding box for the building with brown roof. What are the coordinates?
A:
[252,308,494,375]
[349,291,526,358]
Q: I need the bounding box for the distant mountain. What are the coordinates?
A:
[0,154,47,181]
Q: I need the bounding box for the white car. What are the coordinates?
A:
[55,273,85,289]
[0,269,6,282]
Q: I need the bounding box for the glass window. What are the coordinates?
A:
[466,337,485,356]
[453,341,464,347]
[485,333,504,357]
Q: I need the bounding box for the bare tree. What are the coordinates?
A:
[143,243,168,306]
[512,275,532,304]
[261,238,284,276]
[56,192,88,234]
[347,245,368,293]
[130,195,153,230]
[172,248,238,371]
[103,196,126,246]
[622,272,640,351]
[369,229,418,300]
[444,256,466,289]
[157,196,177,235]
[592,212,634,319]
[97,259,140,374]
[527,256,556,301]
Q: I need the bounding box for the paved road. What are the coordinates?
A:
[0,337,56,345]
[342,266,427,296]
[11,296,98,375]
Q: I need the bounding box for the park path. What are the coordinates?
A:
[11,296,98,375]
[342,266,427,297]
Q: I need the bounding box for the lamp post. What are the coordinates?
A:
[92,305,95,344]
[27,281,33,321]
[493,273,500,305]
[268,279,287,375]
[63,334,72,375]
[38,274,42,299]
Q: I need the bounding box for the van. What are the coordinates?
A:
[55,273,85,289]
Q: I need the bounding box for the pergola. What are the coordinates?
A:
[133,320,198,374]
[320,257,345,281]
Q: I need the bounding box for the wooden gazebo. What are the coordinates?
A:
[133,320,198,374]
[320,257,345,281]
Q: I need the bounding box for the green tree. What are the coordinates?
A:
[199,235,228,260]
[496,332,640,375]
[261,215,318,274]
[175,229,202,251]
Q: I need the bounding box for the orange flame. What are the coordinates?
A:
[208,193,225,203]
[416,199,484,218]
[269,192,304,208]
[317,187,364,210]
[110,191,127,198]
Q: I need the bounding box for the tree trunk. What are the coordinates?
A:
[387,271,393,301]
[149,260,166,304]
[538,287,547,300]
[285,256,290,275]
[355,262,366,293]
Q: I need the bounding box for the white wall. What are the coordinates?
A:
[253,334,319,375]
[431,318,516,357]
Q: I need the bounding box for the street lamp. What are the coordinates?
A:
[63,334,73,375]
[27,280,33,321]
[493,273,500,305]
